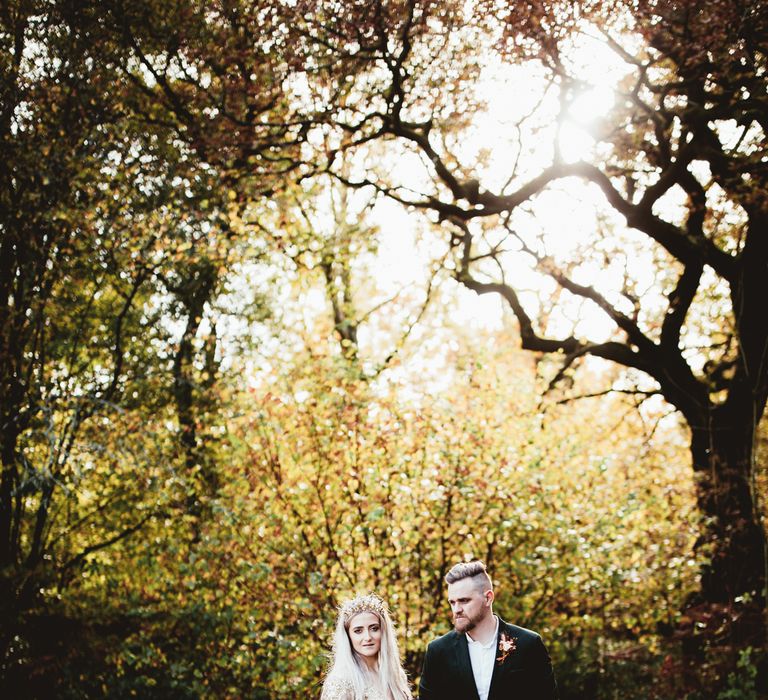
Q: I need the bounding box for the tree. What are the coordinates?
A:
[0,0,271,681]
[5,0,765,693]
[0,0,152,660]
[297,0,768,654]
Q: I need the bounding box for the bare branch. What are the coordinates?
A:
[555,388,662,405]
[60,510,160,575]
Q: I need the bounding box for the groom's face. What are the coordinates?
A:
[447,577,492,633]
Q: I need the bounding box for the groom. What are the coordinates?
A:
[418,560,558,700]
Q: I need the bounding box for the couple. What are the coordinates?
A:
[320,560,558,700]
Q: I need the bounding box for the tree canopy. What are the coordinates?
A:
[296,0,768,654]
[1,1,766,698]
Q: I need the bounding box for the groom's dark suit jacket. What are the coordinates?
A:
[418,617,558,700]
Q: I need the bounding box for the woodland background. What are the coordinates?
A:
[1,1,767,698]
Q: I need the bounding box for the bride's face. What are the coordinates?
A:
[347,611,382,661]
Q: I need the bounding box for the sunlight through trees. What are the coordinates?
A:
[1,1,766,698]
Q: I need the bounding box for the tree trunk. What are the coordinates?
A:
[688,405,766,649]
[171,261,218,533]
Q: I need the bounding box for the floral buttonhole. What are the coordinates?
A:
[496,632,517,664]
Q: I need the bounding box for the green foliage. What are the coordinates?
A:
[3,2,765,699]
[1,327,700,698]
[62,333,693,698]
[717,648,760,700]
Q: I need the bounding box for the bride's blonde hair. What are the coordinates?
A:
[322,593,411,699]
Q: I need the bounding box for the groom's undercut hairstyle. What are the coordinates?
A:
[445,560,493,592]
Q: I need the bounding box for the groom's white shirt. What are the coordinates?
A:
[466,614,499,700]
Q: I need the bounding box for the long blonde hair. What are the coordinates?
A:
[322,593,411,699]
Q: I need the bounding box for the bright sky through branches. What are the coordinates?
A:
[372,29,641,342]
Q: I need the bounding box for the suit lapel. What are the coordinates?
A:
[451,631,481,700]
[487,620,506,700]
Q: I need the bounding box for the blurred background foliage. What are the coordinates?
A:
[2,1,767,698]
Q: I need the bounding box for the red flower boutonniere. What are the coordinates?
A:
[496,632,517,664]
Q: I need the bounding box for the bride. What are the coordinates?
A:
[320,593,411,700]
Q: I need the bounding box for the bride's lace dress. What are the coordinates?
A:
[320,677,388,700]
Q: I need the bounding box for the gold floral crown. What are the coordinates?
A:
[340,593,387,624]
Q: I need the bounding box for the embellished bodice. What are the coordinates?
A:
[320,677,389,700]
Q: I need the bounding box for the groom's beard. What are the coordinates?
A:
[453,611,481,633]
